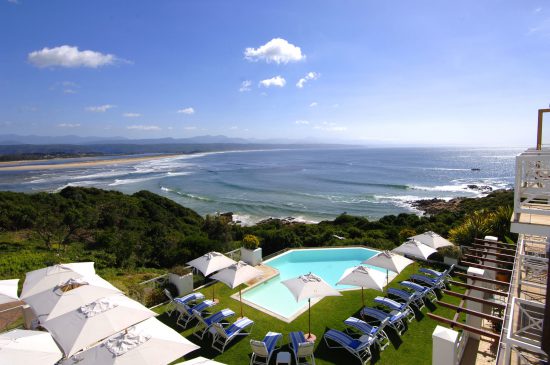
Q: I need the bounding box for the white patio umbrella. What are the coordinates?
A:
[21,262,96,300]
[336,266,386,307]
[60,317,199,365]
[24,275,121,323]
[0,329,62,365]
[409,231,454,249]
[187,252,236,301]
[42,293,157,357]
[362,250,414,285]
[210,261,262,317]
[0,279,19,304]
[282,272,342,340]
[393,239,438,260]
[176,357,227,365]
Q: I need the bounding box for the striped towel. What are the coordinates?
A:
[225,317,253,336]
[344,317,377,336]
[263,332,282,353]
[175,292,205,305]
[191,299,215,313]
[204,308,235,326]
[400,280,428,293]
[374,296,405,311]
[324,329,369,351]
[290,331,307,351]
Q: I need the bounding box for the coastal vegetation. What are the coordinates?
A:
[0,187,514,282]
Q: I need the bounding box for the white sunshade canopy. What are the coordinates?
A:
[21,262,96,300]
[0,329,62,365]
[0,279,19,304]
[24,274,122,323]
[409,231,454,249]
[393,239,438,260]
[176,357,227,365]
[210,261,263,289]
[42,293,157,357]
[60,317,199,365]
[337,266,386,292]
[186,252,236,277]
[362,250,414,274]
[282,272,342,302]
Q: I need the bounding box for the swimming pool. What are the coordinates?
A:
[240,247,385,322]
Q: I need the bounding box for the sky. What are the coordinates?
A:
[0,0,549,147]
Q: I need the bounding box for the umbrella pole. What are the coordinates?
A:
[239,289,243,318]
[308,298,311,339]
[212,282,215,301]
[361,286,364,308]
[386,269,389,287]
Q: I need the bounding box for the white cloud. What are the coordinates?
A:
[529,18,550,35]
[535,7,542,13]
[229,126,239,130]
[239,80,252,92]
[184,126,197,130]
[28,45,118,68]
[244,38,305,64]
[314,121,347,132]
[259,76,286,88]
[57,123,80,128]
[296,72,320,88]
[85,104,115,112]
[123,112,141,118]
[177,107,195,115]
[50,81,79,94]
[7,0,19,4]
[295,120,310,125]
[127,125,161,131]
[309,102,318,107]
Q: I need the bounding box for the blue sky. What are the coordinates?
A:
[0,0,549,146]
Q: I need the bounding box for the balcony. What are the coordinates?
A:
[511,149,550,236]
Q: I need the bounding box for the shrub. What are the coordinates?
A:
[439,245,462,259]
[242,234,260,250]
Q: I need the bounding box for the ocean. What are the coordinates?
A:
[0,147,520,225]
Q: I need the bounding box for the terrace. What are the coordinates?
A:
[148,256,466,365]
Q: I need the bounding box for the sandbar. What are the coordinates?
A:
[0,154,186,171]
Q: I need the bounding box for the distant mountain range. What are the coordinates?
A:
[0,134,262,145]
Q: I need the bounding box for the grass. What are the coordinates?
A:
[155,262,467,365]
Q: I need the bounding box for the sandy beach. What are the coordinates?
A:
[0,154,185,171]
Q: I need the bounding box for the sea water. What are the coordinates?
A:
[0,147,518,223]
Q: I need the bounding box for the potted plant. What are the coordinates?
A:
[439,245,462,266]
[168,265,194,297]
[240,234,262,266]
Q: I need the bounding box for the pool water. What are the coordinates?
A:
[241,248,383,321]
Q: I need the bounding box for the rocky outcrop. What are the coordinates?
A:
[411,197,466,215]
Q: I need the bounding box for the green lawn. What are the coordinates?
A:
[156,262,466,365]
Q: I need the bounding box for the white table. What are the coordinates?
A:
[276,351,291,365]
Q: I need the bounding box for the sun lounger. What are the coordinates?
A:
[374,296,415,322]
[192,308,235,339]
[175,292,206,305]
[323,329,373,364]
[410,273,446,290]
[175,298,216,328]
[387,288,425,310]
[400,280,437,302]
[211,317,254,353]
[250,331,282,365]
[419,264,454,285]
[344,317,390,351]
[360,307,407,335]
[289,331,315,365]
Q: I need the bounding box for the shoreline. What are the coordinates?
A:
[0,154,187,171]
